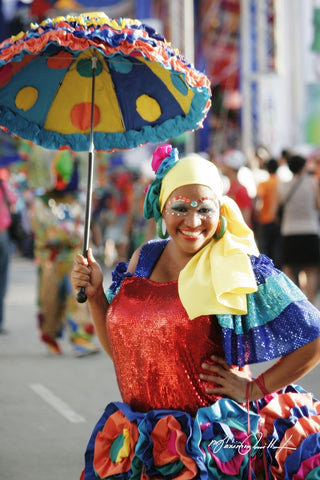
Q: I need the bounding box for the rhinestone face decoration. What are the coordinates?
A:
[165,196,219,219]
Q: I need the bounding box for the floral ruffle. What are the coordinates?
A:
[81,399,262,480]
[83,403,144,480]
[256,385,320,479]
[191,399,261,479]
[80,386,320,480]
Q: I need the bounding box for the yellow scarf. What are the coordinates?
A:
[178,196,259,319]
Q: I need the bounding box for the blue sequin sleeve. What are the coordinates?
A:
[106,240,168,303]
[217,254,320,366]
[106,261,132,303]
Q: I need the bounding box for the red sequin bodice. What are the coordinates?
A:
[107,276,225,415]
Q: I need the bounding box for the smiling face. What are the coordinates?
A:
[162,184,220,257]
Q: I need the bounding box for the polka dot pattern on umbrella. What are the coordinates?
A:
[0,12,211,152]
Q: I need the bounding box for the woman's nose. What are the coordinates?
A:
[183,211,202,226]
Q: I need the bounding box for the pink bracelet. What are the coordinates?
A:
[254,373,269,397]
[246,378,269,479]
[246,381,252,480]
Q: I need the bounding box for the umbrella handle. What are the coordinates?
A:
[76,150,93,304]
[76,55,97,305]
[77,287,87,303]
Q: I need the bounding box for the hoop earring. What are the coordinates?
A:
[156,217,169,239]
[213,215,227,239]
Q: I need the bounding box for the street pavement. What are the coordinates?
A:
[0,255,120,480]
[1,255,320,479]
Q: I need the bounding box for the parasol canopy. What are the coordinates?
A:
[0,12,211,152]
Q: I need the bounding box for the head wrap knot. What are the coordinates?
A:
[143,144,179,222]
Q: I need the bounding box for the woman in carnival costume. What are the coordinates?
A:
[31,151,100,357]
[71,144,320,479]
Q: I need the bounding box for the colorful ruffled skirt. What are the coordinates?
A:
[80,385,320,480]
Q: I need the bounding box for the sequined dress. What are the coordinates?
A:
[82,239,320,480]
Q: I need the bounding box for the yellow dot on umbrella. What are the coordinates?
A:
[136,94,161,122]
[15,86,38,111]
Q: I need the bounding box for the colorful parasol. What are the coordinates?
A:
[0,12,211,300]
[0,12,211,151]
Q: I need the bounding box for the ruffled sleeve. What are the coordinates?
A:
[106,262,132,304]
[106,239,168,303]
[217,254,320,366]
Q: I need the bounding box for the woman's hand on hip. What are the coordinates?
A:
[200,354,251,403]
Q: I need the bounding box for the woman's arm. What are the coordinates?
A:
[71,248,112,357]
[200,336,320,403]
[87,285,112,357]
[251,336,320,400]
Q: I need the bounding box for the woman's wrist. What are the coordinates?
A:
[248,373,270,401]
[87,283,106,303]
[87,284,109,319]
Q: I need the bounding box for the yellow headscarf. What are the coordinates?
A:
[159,154,259,320]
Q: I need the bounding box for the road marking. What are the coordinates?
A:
[29,383,86,423]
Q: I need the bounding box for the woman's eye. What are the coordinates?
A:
[172,205,188,213]
[198,203,216,215]
[198,207,212,215]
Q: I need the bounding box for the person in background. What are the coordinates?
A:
[72,145,320,480]
[255,158,281,268]
[279,154,320,303]
[103,170,134,267]
[220,148,253,227]
[90,188,114,265]
[251,144,270,186]
[11,172,34,258]
[277,148,293,182]
[89,189,105,256]
[121,170,156,259]
[30,152,100,356]
[0,168,17,334]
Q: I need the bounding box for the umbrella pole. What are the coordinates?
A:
[77,56,97,303]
